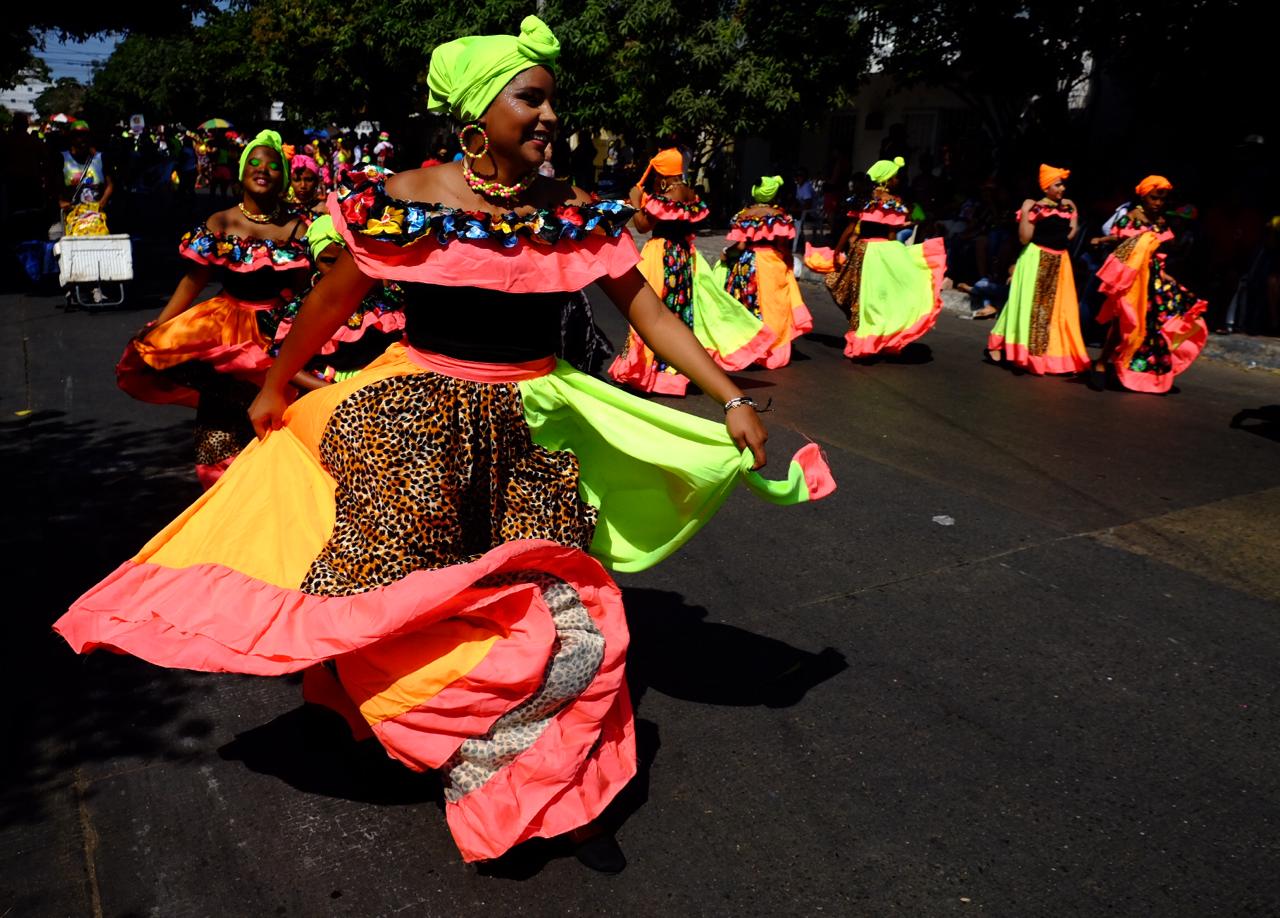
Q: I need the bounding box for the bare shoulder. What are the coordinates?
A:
[1062,198,1078,211]
[206,207,235,233]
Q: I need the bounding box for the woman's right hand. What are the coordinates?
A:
[249,386,290,439]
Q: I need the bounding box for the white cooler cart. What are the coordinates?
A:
[54,234,133,308]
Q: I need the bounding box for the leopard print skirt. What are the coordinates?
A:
[300,372,599,597]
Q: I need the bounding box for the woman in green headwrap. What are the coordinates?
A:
[713,175,815,368]
[59,16,835,874]
[825,156,945,358]
[116,129,314,487]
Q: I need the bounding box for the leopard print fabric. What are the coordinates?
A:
[825,239,867,332]
[300,372,598,597]
[1028,247,1062,356]
[163,361,258,467]
[442,572,604,802]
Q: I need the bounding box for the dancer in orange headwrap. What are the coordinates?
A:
[985,164,1090,375]
[608,149,773,395]
[1091,175,1208,393]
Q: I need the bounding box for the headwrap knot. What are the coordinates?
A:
[752,176,784,203]
[867,156,905,184]
[1039,164,1070,192]
[636,148,684,190]
[426,15,561,123]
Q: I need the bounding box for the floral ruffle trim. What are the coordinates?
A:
[849,196,910,226]
[1110,213,1175,243]
[642,193,710,224]
[264,283,406,352]
[1023,201,1075,223]
[727,209,796,243]
[179,224,310,273]
[338,173,635,250]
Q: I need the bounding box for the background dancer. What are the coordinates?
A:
[608,148,772,395]
[825,156,945,359]
[714,175,814,368]
[985,164,1091,375]
[1092,175,1209,393]
[116,129,312,487]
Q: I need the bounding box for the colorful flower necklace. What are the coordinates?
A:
[463,159,536,205]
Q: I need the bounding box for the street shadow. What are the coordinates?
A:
[804,332,847,350]
[852,342,934,366]
[218,702,442,807]
[0,413,208,828]
[1230,405,1280,442]
[622,588,848,709]
[725,374,776,390]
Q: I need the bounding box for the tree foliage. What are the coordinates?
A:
[35,77,87,118]
[81,0,865,156]
[5,1,218,89]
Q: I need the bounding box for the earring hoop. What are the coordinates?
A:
[458,123,489,160]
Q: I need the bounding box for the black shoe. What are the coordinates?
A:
[1085,363,1106,391]
[573,832,626,875]
[981,349,1003,366]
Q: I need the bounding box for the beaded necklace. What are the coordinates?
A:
[238,202,281,224]
[463,159,537,205]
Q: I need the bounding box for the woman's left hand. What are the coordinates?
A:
[727,405,768,469]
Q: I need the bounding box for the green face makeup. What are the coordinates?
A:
[248,157,282,172]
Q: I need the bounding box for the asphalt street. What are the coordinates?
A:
[2,254,1279,916]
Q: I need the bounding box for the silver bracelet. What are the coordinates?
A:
[723,396,758,414]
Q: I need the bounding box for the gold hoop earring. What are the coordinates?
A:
[458,123,489,160]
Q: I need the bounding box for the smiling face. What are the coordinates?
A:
[1045,179,1066,202]
[480,65,558,171]
[243,145,284,198]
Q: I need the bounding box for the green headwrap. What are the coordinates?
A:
[305,214,344,262]
[239,129,289,192]
[752,176,784,204]
[867,156,905,184]
[426,15,560,123]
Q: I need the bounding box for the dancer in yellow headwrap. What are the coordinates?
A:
[116,129,314,487]
[58,15,834,874]
[712,175,814,368]
[1091,174,1208,393]
[826,156,945,358]
[608,149,774,394]
[985,164,1091,375]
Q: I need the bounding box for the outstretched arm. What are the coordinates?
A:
[248,250,375,436]
[150,265,214,328]
[598,268,768,468]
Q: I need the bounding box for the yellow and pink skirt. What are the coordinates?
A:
[987,243,1090,375]
[58,342,834,862]
[826,237,945,358]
